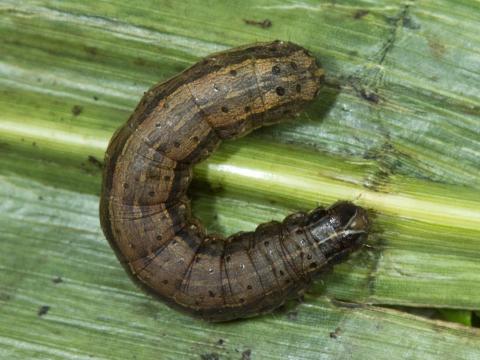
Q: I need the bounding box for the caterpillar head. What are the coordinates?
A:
[307,202,369,258]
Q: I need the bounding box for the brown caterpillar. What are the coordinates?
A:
[100,41,369,322]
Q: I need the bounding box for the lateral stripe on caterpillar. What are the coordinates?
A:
[100,40,369,322]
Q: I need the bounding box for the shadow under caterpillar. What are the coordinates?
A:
[100,41,369,322]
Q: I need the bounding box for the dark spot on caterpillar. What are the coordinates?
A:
[71,105,83,116]
[217,339,224,346]
[162,279,168,285]
[100,41,368,322]
[93,95,99,101]
[243,18,272,29]
[52,276,62,284]
[37,305,50,317]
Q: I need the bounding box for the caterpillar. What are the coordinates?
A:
[100,41,369,322]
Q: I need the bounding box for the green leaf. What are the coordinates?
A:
[1,175,480,359]
[1,0,480,358]
[438,309,472,327]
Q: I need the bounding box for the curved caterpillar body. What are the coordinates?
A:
[100,41,369,322]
